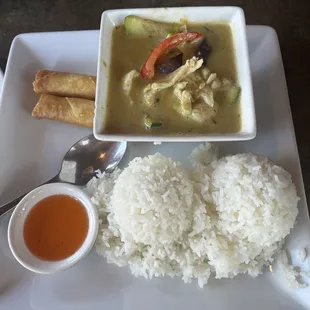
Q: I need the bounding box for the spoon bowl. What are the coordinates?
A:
[58,135,127,185]
[0,135,127,216]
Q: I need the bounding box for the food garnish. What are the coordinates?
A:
[140,32,203,79]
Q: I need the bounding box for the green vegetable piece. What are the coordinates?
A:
[144,115,163,129]
[150,122,163,128]
[214,86,241,105]
[124,15,180,37]
[227,87,241,104]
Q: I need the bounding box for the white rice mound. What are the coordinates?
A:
[211,154,299,247]
[87,153,214,287]
[195,153,299,279]
[189,142,218,167]
[87,145,299,287]
[111,154,194,245]
[273,250,308,289]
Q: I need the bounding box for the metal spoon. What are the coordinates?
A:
[0,134,127,216]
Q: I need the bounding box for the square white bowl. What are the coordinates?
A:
[94,7,256,142]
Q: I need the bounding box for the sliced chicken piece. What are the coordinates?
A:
[201,69,223,89]
[197,85,214,107]
[201,67,232,90]
[122,70,139,103]
[173,82,192,115]
[172,83,193,116]
[191,101,218,123]
[150,57,203,91]
[201,67,211,80]
[182,72,205,94]
[206,73,217,84]
[175,72,214,108]
[143,57,203,105]
[143,84,159,106]
[190,71,204,83]
[173,82,188,100]
[197,82,206,91]
[211,77,222,90]
[180,90,193,115]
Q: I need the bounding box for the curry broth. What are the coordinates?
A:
[104,23,241,135]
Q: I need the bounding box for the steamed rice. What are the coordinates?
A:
[274,250,307,288]
[111,155,194,245]
[86,144,299,287]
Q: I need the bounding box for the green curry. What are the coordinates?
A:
[103,17,241,135]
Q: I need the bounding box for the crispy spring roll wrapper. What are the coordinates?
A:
[33,69,96,100]
[32,94,94,128]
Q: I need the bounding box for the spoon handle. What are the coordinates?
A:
[0,175,59,217]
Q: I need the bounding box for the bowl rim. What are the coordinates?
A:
[94,6,256,142]
[7,183,98,274]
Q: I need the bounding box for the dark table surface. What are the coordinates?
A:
[0,0,309,204]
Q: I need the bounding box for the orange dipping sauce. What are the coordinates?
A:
[23,194,89,261]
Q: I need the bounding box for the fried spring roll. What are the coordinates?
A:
[33,69,96,100]
[32,94,94,128]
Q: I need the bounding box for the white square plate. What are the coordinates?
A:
[0,27,309,310]
[95,7,256,142]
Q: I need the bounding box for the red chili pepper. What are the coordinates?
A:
[140,32,203,79]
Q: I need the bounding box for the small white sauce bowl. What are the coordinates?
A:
[7,183,98,274]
